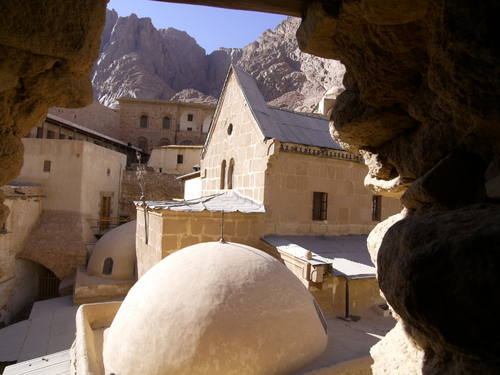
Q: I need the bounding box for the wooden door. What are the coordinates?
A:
[100,196,111,231]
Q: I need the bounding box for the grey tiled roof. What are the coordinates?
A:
[233,66,343,150]
[136,190,265,213]
[262,235,376,278]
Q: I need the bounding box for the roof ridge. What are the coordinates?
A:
[267,105,328,120]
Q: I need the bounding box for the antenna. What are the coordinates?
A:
[136,152,148,244]
[219,210,225,243]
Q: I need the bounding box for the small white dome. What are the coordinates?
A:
[103,241,327,375]
[87,220,136,280]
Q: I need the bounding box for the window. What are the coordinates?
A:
[312,192,328,221]
[220,160,227,189]
[227,158,235,189]
[372,195,382,221]
[162,116,171,129]
[177,154,184,164]
[106,168,111,176]
[159,168,163,173]
[180,140,193,145]
[187,114,193,122]
[187,127,192,131]
[47,130,55,139]
[227,123,233,135]
[43,160,51,172]
[139,115,148,128]
[36,127,43,138]
[59,133,66,139]
[102,257,113,275]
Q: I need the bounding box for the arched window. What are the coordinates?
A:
[162,116,171,130]
[103,257,113,275]
[220,160,226,190]
[137,137,148,152]
[180,139,193,145]
[139,115,148,128]
[158,138,170,147]
[227,158,235,189]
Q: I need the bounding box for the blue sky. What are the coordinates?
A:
[107,0,287,53]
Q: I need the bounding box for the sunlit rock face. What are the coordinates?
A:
[93,11,346,112]
[296,0,500,372]
[0,0,106,226]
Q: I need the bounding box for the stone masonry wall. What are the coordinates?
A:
[201,71,272,202]
[120,169,184,218]
[118,98,214,153]
[135,208,266,277]
[265,148,401,236]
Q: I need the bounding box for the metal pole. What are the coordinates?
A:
[219,210,225,243]
[345,277,350,319]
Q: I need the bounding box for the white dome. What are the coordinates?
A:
[103,241,327,375]
[87,220,136,280]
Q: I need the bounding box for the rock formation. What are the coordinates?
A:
[93,10,345,112]
[294,0,500,372]
[0,0,106,227]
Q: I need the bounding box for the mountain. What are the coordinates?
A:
[93,9,345,112]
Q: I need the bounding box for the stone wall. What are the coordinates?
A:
[265,147,401,236]
[20,211,88,279]
[201,71,274,202]
[119,169,184,218]
[117,98,214,152]
[49,102,120,139]
[135,209,265,277]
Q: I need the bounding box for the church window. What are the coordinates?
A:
[220,160,227,189]
[227,159,235,189]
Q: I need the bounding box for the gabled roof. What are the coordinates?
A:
[232,66,343,150]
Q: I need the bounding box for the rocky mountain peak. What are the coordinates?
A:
[93,10,345,112]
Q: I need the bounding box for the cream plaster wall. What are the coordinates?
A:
[80,141,125,220]
[16,139,125,222]
[17,139,84,213]
[0,186,44,325]
[201,72,271,202]
[118,98,214,152]
[184,177,201,200]
[147,145,202,175]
